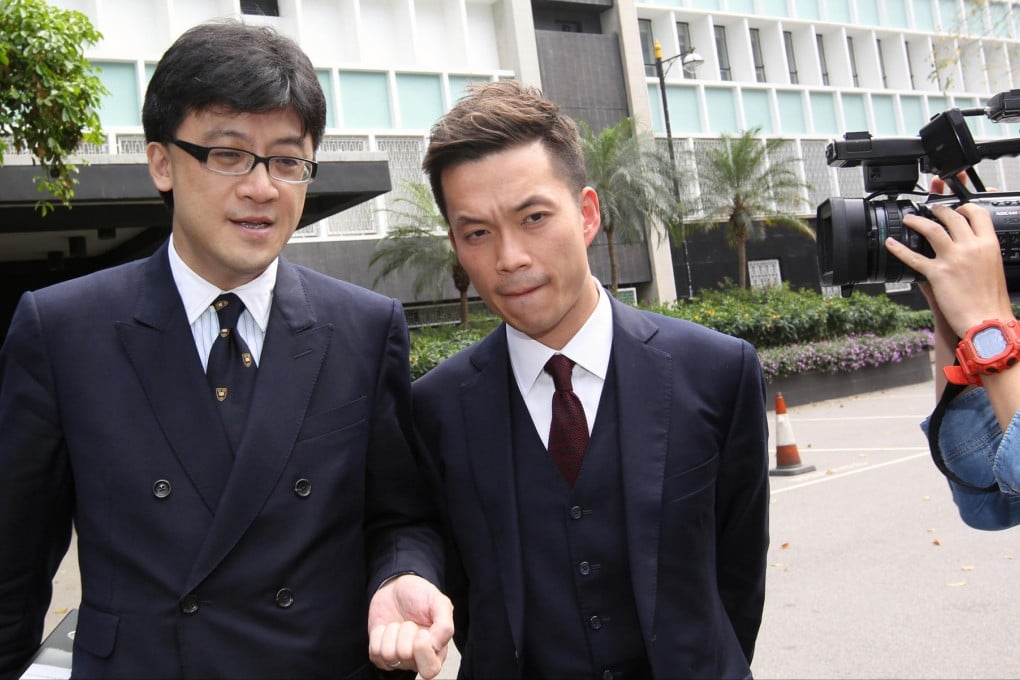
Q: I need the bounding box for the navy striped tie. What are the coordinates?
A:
[206,293,257,453]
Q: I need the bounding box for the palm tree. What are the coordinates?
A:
[579,117,682,294]
[370,181,472,328]
[690,127,814,290]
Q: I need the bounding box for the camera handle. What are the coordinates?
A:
[926,373,998,493]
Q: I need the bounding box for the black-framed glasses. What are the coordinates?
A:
[169,139,317,183]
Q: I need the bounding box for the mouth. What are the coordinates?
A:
[498,282,544,298]
[231,217,273,231]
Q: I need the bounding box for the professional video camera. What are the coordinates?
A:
[816,90,1020,297]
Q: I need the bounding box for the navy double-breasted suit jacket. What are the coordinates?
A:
[0,243,442,678]
[413,297,769,679]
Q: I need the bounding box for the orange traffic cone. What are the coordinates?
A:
[770,392,816,477]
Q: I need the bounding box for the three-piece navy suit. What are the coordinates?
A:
[0,243,442,678]
[412,297,769,679]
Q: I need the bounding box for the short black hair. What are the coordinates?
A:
[142,20,326,207]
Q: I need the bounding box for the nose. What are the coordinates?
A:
[237,161,279,202]
[496,231,531,273]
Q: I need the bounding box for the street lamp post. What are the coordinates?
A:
[652,40,696,298]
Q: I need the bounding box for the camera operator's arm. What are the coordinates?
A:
[887,202,1020,529]
[915,282,959,399]
[888,203,1020,431]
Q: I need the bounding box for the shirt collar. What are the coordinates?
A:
[167,233,276,331]
[507,277,614,396]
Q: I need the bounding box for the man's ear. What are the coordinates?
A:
[580,186,601,247]
[147,141,173,193]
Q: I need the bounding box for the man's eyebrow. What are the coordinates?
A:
[200,129,307,151]
[451,214,484,229]
[512,194,553,213]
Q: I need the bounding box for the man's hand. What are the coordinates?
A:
[368,574,454,679]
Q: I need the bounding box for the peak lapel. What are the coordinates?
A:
[462,331,526,653]
[185,261,331,591]
[115,245,233,514]
[611,300,671,644]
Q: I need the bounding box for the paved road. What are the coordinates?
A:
[754,378,1019,679]
[43,375,1019,679]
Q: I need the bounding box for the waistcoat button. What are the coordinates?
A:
[180,594,199,614]
[275,588,295,608]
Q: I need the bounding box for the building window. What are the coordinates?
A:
[241,0,279,16]
[677,21,694,79]
[557,20,582,32]
[847,36,860,87]
[715,25,732,81]
[876,39,889,88]
[816,34,829,86]
[750,28,766,82]
[639,19,656,77]
[784,31,799,84]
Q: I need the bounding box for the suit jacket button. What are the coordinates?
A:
[569,505,582,520]
[275,588,295,608]
[294,478,312,498]
[180,594,199,614]
[589,615,602,630]
[152,479,172,499]
[602,670,615,680]
[578,561,591,576]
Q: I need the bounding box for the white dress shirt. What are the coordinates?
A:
[167,234,275,371]
[507,278,614,448]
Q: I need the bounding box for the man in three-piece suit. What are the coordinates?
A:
[0,21,451,679]
[412,81,770,679]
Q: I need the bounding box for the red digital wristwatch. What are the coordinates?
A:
[944,319,1020,386]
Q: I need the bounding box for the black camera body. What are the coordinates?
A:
[816,90,1020,296]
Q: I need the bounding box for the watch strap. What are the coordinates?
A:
[944,363,981,386]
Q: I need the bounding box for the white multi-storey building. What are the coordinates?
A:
[4,0,1020,324]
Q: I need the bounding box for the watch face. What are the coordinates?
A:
[973,326,1008,359]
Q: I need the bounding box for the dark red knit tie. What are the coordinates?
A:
[545,354,588,486]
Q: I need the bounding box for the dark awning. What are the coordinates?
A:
[0,152,391,268]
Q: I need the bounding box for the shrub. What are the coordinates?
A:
[409,285,933,379]
[410,316,499,379]
[647,282,919,348]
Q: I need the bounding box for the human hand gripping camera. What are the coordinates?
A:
[817,91,1020,529]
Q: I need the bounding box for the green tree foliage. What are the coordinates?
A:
[579,117,681,293]
[0,0,108,212]
[370,181,472,328]
[691,127,814,290]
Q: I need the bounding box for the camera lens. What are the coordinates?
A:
[817,197,931,285]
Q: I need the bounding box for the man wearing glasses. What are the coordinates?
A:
[0,21,451,679]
